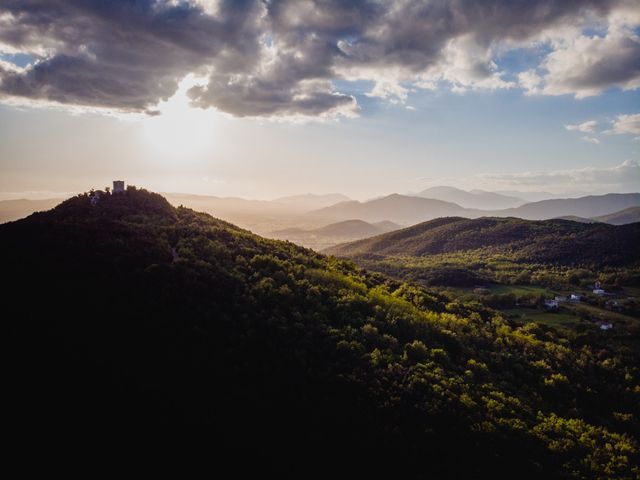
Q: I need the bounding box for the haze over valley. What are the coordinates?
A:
[4,188,639,251]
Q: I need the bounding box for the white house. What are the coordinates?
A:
[570,294,582,302]
[593,288,606,296]
[544,299,559,309]
[600,323,613,330]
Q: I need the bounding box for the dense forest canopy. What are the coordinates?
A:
[3,188,638,478]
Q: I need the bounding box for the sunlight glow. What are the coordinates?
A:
[141,75,216,157]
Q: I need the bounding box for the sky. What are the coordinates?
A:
[0,0,639,201]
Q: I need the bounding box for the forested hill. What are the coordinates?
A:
[325,216,640,267]
[3,188,639,478]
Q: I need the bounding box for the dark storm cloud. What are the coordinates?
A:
[0,0,264,112]
[0,0,636,117]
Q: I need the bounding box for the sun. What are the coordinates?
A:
[141,76,215,156]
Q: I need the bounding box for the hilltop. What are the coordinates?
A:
[2,188,639,478]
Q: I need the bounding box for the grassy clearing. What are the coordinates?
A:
[502,308,578,327]
[565,303,640,325]
[488,284,549,296]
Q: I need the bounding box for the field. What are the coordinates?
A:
[502,308,578,328]
[410,281,640,335]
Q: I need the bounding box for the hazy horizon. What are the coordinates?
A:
[1,182,638,204]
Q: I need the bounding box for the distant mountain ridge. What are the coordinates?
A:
[417,186,525,209]
[4,191,639,235]
[489,193,640,220]
[496,190,589,202]
[311,192,640,225]
[0,198,64,223]
[312,194,469,224]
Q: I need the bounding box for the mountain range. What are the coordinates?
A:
[0,198,63,223]
[3,188,638,478]
[311,194,468,224]
[488,193,640,220]
[417,186,525,209]
[312,192,640,226]
[3,190,639,241]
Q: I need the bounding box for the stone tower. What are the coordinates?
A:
[113,180,125,193]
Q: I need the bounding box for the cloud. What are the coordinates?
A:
[565,120,601,144]
[519,5,640,99]
[366,81,410,103]
[478,160,640,188]
[565,120,597,133]
[0,0,637,118]
[415,35,515,93]
[543,30,640,98]
[608,113,640,135]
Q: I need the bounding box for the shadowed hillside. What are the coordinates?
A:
[325,217,640,267]
[3,188,639,478]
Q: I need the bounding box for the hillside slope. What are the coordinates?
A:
[313,219,393,237]
[492,193,640,220]
[593,206,640,225]
[3,189,638,478]
[325,217,640,267]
